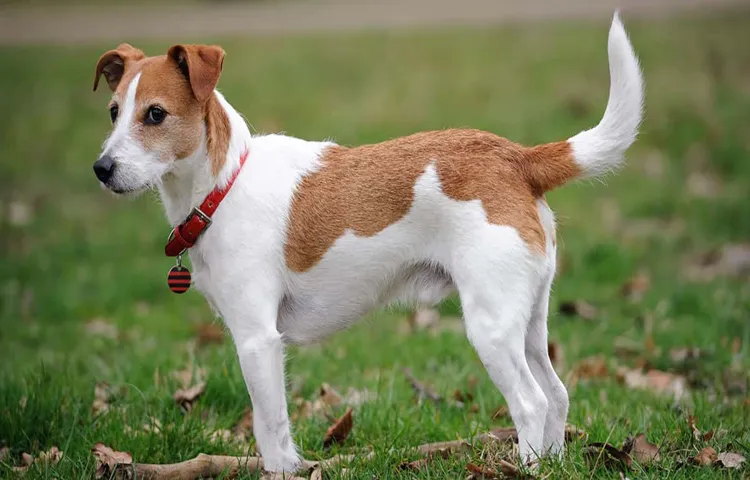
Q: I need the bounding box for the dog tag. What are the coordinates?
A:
[167,255,191,294]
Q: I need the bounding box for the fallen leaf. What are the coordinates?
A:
[171,365,207,389]
[310,466,323,480]
[491,405,509,421]
[559,300,597,321]
[0,447,8,462]
[688,415,702,441]
[92,443,133,479]
[687,170,722,198]
[404,368,442,404]
[319,383,343,407]
[323,407,353,448]
[685,244,750,281]
[209,429,233,443]
[628,434,660,465]
[616,367,689,401]
[92,382,114,416]
[21,452,33,466]
[467,460,530,479]
[692,446,717,466]
[194,322,224,346]
[583,442,632,470]
[620,272,650,302]
[85,318,119,339]
[669,347,703,364]
[716,452,745,469]
[548,341,564,371]
[343,387,376,406]
[567,355,609,387]
[398,457,430,471]
[466,462,502,479]
[409,308,441,331]
[173,382,206,412]
[142,416,162,434]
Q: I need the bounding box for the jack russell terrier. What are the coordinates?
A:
[92,12,643,473]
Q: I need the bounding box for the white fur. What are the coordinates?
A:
[568,11,644,178]
[96,13,641,472]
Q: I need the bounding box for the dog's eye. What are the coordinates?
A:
[145,106,167,125]
[109,104,119,123]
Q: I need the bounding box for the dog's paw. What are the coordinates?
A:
[262,450,302,474]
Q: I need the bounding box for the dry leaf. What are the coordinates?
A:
[343,387,376,406]
[92,443,133,479]
[687,170,722,198]
[171,366,207,389]
[568,356,609,387]
[21,452,33,466]
[628,434,660,465]
[85,318,119,339]
[583,442,632,470]
[466,462,502,479]
[310,466,323,480]
[398,457,430,471]
[410,308,440,331]
[491,405,509,421]
[194,322,224,346]
[548,341,564,371]
[0,447,8,463]
[692,446,718,466]
[669,347,703,364]
[210,429,233,443]
[467,460,530,479]
[323,407,353,448]
[319,383,343,407]
[716,452,746,469]
[685,244,750,281]
[616,367,689,401]
[404,368,442,404]
[559,300,597,321]
[173,382,206,412]
[92,382,114,416]
[688,415,702,441]
[621,272,650,302]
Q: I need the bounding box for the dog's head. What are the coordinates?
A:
[92,43,225,194]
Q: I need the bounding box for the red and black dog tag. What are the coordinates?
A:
[167,256,191,294]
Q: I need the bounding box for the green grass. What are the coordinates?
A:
[1,13,750,479]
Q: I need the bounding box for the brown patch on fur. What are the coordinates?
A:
[95,44,230,169]
[205,95,231,175]
[285,129,579,272]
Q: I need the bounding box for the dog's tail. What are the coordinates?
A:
[521,11,644,194]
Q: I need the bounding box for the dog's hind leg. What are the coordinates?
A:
[525,257,569,457]
[452,234,549,464]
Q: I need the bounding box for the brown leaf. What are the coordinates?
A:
[21,452,33,466]
[692,446,718,466]
[398,457,430,471]
[323,407,353,448]
[173,382,206,412]
[669,347,703,364]
[491,405,509,421]
[548,341,564,371]
[559,300,597,321]
[319,383,343,407]
[616,367,689,401]
[92,443,133,479]
[568,356,609,386]
[0,447,8,463]
[621,272,650,302]
[404,368,442,404]
[685,244,750,281]
[409,308,441,331]
[171,366,207,389]
[467,460,531,479]
[467,462,502,479]
[688,415,701,441]
[194,322,224,346]
[310,466,323,480]
[85,318,119,339]
[716,452,746,469]
[629,434,660,465]
[92,382,114,416]
[583,442,632,470]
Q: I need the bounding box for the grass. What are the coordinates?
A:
[1,12,750,479]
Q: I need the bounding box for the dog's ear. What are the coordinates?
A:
[167,44,225,103]
[93,43,145,92]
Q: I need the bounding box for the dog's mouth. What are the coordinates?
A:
[100,181,151,196]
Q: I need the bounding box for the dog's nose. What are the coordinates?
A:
[93,155,116,183]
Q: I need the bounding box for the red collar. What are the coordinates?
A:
[165,148,249,257]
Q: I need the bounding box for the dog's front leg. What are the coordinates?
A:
[228,316,299,473]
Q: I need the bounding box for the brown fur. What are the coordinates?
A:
[93,44,230,172]
[285,129,578,272]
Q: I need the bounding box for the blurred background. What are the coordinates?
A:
[0,0,749,478]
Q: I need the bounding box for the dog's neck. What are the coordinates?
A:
[158,91,251,227]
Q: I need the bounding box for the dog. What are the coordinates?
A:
[92,12,642,473]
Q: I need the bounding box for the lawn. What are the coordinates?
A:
[1,11,749,479]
